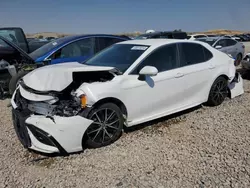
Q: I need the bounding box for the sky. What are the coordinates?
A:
[0,0,250,34]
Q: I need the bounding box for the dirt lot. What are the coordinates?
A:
[1,46,250,187]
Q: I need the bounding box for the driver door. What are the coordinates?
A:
[120,44,185,124]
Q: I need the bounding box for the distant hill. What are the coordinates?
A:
[25,29,249,38]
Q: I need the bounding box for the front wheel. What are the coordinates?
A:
[207,76,228,106]
[84,103,124,148]
[9,70,29,95]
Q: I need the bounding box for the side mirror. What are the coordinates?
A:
[215,45,222,49]
[138,66,158,80]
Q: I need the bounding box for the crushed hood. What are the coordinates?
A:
[22,62,115,92]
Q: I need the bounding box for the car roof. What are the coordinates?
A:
[119,39,207,47]
[198,37,220,40]
[56,34,129,44]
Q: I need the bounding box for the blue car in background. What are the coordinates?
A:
[29,34,130,65]
[0,34,130,95]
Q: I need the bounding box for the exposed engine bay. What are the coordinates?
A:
[15,69,116,118]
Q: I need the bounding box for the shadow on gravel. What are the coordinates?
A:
[124,104,202,133]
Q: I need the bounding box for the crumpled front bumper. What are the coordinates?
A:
[11,89,93,154]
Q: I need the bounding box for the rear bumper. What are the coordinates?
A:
[11,88,93,154]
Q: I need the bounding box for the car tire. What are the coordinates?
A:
[84,103,124,148]
[235,53,242,66]
[207,76,228,106]
[9,70,29,95]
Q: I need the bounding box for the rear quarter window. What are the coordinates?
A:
[203,46,213,61]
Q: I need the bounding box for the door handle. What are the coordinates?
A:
[175,72,184,78]
[209,64,215,69]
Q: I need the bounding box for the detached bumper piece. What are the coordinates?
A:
[228,72,244,98]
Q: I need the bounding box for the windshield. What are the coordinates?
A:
[196,38,217,46]
[29,37,68,60]
[84,44,149,73]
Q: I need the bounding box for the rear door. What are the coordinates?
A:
[0,28,29,53]
[95,37,127,53]
[176,42,215,105]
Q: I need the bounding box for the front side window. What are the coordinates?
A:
[179,43,206,66]
[85,44,148,73]
[51,38,94,59]
[216,39,227,47]
[131,44,178,74]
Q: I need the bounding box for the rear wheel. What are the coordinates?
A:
[207,76,228,106]
[84,103,124,148]
[235,53,242,66]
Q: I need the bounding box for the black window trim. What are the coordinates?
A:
[129,43,180,75]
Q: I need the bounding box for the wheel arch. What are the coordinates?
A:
[81,97,127,149]
[92,97,128,118]
[206,74,230,101]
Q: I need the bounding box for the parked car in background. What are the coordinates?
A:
[207,34,218,37]
[224,35,241,41]
[11,39,243,154]
[235,34,249,42]
[26,37,36,43]
[0,34,130,96]
[242,52,250,69]
[187,34,208,40]
[196,37,245,66]
[135,31,188,40]
[0,27,49,53]
[46,37,57,41]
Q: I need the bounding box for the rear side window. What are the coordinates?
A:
[179,43,212,66]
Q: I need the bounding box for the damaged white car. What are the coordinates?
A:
[11,39,244,154]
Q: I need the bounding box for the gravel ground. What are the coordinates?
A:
[1,75,250,188]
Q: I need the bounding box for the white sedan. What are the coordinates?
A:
[11,39,244,154]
